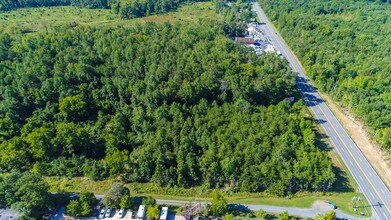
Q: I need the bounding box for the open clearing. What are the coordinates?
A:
[0,1,217,33]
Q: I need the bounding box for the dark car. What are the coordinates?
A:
[327,201,337,209]
[131,210,136,219]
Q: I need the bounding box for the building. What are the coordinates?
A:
[235,37,255,45]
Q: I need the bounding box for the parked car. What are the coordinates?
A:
[105,208,112,218]
[131,210,136,219]
[118,209,126,218]
[99,208,106,219]
[327,201,337,209]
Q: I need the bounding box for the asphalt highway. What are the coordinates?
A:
[252,2,391,219]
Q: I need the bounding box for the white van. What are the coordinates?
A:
[137,205,146,220]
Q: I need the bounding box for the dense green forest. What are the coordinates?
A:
[257,0,391,152]
[0,19,335,195]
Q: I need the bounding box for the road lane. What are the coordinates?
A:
[252,2,391,219]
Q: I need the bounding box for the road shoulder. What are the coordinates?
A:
[319,92,391,190]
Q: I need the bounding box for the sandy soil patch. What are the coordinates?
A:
[312,200,333,213]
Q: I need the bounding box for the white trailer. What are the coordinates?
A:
[137,205,146,220]
[159,207,168,220]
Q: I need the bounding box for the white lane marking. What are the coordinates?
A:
[342,134,346,138]
[341,148,345,153]
[369,172,373,177]
[370,192,375,199]
[381,188,385,194]
[350,145,354,149]
[349,160,353,165]
[359,175,363,180]
[358,157,362,162]
[383,213,387,219]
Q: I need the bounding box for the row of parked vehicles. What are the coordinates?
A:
[98,205,169,220]
[98,208,136,219]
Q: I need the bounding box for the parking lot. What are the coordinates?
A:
[97,209,183,220]
[0,207,21,220]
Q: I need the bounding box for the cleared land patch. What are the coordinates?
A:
[0,2,217,33]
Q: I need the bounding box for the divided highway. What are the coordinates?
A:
[252,2,391,219]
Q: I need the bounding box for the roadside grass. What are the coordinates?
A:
[46,176,368,217]
[302,101,372,217]
[0,1,217,34]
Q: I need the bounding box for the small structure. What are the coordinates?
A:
[159,207,168,220]
[235,37,255,45]
[137,205,146,220]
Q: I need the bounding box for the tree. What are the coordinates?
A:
[120,195,133,209]
[142,196,156,206]
[324,210,336,220]
[146,205,160,220]
[104,184,128,208]
[210,190,228,216]
[256,208,267,220]
[66,200,82,217]
[278,211,289,220]
[224,213,235,220]
[58,94,87,121]
[0,172,50,219]
[66,192,97,217]
[79,192,98,216]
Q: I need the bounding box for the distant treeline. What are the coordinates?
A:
[0,0,206,18]
[0,0,109,10]
[111,0,206,19]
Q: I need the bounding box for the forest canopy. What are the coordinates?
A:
[0,20,335,195]
[257,0,391,152]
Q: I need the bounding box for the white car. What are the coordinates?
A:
[99,208,106,219]
[118,209,126,218]
[105,208,112,218]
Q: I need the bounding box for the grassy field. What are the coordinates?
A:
[0,1,218,33]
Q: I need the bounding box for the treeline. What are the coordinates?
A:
[0,0,204,18]
[111,0,204,19]
[258,0,391,151]
[0,0,109,11]
[0,21,335,194]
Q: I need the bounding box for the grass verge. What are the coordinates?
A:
[46,177,368,217]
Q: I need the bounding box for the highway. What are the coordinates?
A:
[252,2,391,220]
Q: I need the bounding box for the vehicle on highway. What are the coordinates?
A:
[99,208,106,219]
[105,208,112,218]
[118,208,126,218]
[327,201,337,209]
